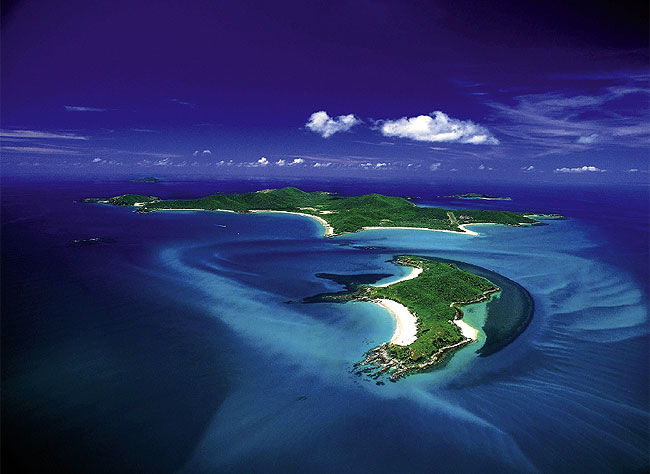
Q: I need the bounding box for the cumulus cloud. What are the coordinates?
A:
[429,162,441,171]
[380,111,499,145]
[313,162,332,167]
[554,165,606,173]
[92,157,103,163]
[193,149,212,156]
[257,157,269,166]
[64,105,106,112]
[626,168,639,172]
[306,111,360,138]
[375,162,387,168]
[577,133,599,144]
[522,165,535,171]
[153,158,172,166]
[478,164,493,170]
[276,159,286,166]
[290,158,304,165]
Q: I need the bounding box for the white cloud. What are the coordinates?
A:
[380,111,499,145]
[627,168,639,172]
[0,129,88,140]
[193,149,212,156]
[257,157,269,166]
[64,105,106,112]
[313,162,332,167]
[522,165,535,171]
[276,159,286,166]
[554,165,606,173]
[1,145,80,154]
[290,158,304,165]
[375,162,387,168]
[429,162,441,171]
[577,133,599,144]
[306,111,360,138]
[478,164,493,170]
[92,157,103,163]
[153,158,172,166]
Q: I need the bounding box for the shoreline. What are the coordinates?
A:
[135,204,532,238]
[374,299,418,346]
[374,266,422,287]
[248,210,335,237]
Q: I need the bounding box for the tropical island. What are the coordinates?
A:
[452,192,512,200]
[131,177,161,183]
[85,186,559,378]
[350,256,499,380]
[93,187,556,237]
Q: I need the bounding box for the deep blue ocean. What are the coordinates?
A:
[2,177,648,473]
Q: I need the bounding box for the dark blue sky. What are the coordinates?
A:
[2,0,648,182]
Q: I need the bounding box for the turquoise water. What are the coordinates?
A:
[2,179,648,473]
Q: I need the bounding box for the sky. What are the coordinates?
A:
[1,0,648,183]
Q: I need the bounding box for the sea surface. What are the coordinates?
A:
[2,177,648,473]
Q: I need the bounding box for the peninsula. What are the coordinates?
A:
[96,187,547,237]
[351,256,499,380]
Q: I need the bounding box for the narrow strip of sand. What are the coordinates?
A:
[453,319,478,341]
[374,267,423,287]
[362,225,486,236]
[375,299,418,346]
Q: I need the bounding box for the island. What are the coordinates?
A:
[97,187,551,237]
[452,192,512,200]
[131,177,161,183]
[350,256,499,380]
[88,186,558,378]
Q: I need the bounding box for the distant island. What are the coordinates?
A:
[452,192,512,200]
[351,256,499,380]
[131,177,161,183]
[90,187,562,237]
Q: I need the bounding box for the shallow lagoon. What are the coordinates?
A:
[2,179,648,473]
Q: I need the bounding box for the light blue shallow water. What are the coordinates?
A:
[143,212,648,473]
[2,180,648,473]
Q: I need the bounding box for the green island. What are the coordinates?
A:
[353,256,499,380]
[131,176,161,183]
[96,187,551,236]
[86,187,561,379]
[453,192,512,200]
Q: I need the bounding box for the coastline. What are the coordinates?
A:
[248,210,335,237]
[374,299,418,346]
[374,266,422,287]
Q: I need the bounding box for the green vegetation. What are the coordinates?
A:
[107,194,159,206]
[97,187,539,235]
[357,256,498,363]
[454,192,512,200]
[131,177,161,183]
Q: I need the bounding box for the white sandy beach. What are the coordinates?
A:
[374,267,423,287]
[453,319,478,341]
[374,299,418,346]
[361,225,491,236]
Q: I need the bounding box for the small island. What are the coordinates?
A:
[452,192,512,200]
[131,177,161,183]
[95,187,552,236]
[350,256,499,380]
